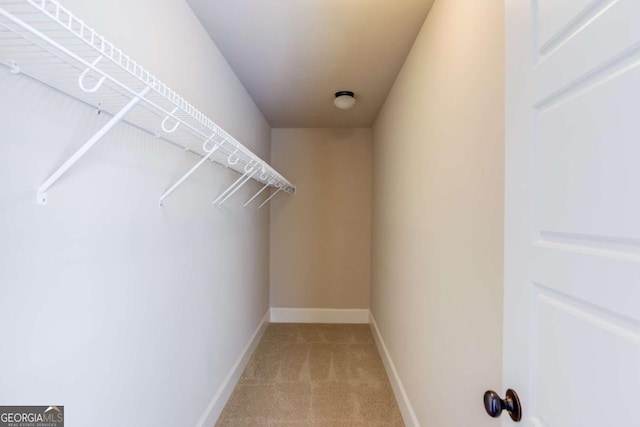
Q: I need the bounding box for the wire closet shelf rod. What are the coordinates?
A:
[0,0,296,205]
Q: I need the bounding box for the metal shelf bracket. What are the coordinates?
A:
[159,132,221,206]
[212,162,258,207]
[258,186,283,209]
[243,178,275,208]
[36,86,151,205]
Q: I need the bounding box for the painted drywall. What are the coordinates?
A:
[371,0,505,425]
[0,1,271,426]
[270,128,371,309]
[187,0,434,127]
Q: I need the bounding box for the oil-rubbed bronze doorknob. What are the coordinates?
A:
[483,389,522,422]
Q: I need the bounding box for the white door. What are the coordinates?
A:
[503,1,640,426]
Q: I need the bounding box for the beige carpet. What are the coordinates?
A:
[215,323,405,426]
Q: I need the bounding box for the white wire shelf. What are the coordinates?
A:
[0,0,295,207]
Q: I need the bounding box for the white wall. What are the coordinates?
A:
[371,0,505,425]
[270,129,372,310]
[0,0,271,426]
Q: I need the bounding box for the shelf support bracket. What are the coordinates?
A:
[159,134,220,206]
[36,86,151,205]
[212,171,250,206]
[212,166,257,207]
[243,179,274,208]
[224,170,257,206]
[217,169,258,207]
[258,187,282,209]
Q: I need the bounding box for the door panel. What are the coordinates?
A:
[532,245,640,324]
[535,292,640,426]
[534,1,640,104]
[505,0,640,426]
[537,0,601,51]
[536,61,640,238]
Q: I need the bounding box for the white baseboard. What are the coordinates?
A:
[270,307,370,324]
[195,309,270,427]
[369,312,420,427]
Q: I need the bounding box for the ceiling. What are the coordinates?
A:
[186,0,434,128]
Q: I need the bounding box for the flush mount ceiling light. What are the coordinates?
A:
[334,91,356,110]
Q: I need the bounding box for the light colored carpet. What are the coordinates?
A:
[215,323,405,426]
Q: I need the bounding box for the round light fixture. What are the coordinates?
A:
[334,91,356,110]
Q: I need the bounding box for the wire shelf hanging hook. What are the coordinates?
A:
[259,166,269,181]
[202,130,219,153]
[244,159,259,174]
[161,107,180,133]
[78,55,106,93]
[228,147,240,165]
